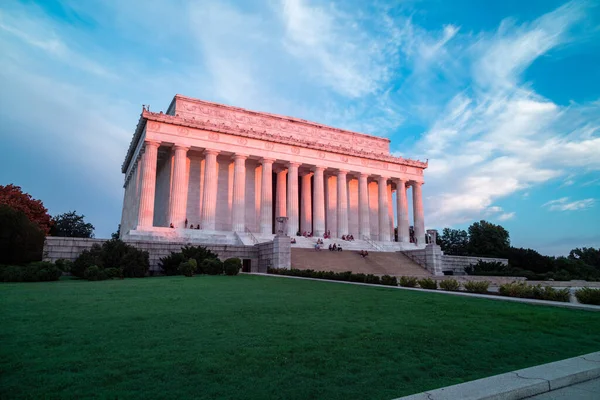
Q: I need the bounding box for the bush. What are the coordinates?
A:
[380,275,398,286]
[223,258,242,276]
[350,273,367,283]
[399,276,418,287]
[418,278,437,290]
[439,279,460,291]
[0,205,45,265]
[499,282,570,302]
[365,274,380,285]
[159,245,219,275]
[575,287,600,305]
[84,265,108,281]
[1,265,23,282]
[54,259,73,273]
[463,281,490,293]
[104,267,123,279]
[72,244,103,278]
[179,259,198,277]
[202,258,224,275]
[464,260,507,275]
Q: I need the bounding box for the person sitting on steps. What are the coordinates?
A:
[332,243,337,251]
[337,244,343,252]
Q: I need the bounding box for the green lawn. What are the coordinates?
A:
[1,275,599,400]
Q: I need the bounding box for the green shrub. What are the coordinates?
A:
[159,245,219,275]
[72,244,103,278]
[499,282,533,298]
[54,259,73,273]
[464,260,507,276]
[223,258,242,276]
[2,265,23,282]
[439,279,460,291]
[119,246,149,278]
[463,281,490,293]
[575,287,600,305]
[0,205,45,265]
[179,259,198,277]
[418,278,437,290]
[202,258,224,275]
[349,273,367,283]
[399,276,418,287]
[365,274,380,284]
[499,282,570,302]
[83,265,108,281]
[104,267,123,279]
[380,275,398,286]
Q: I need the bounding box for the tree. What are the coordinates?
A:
[111,224,121,240]
[438,228,469,255]
[0,184,52,234]
[569,247,600,269]
[467,220,510,257]
[0,205,45,264]
[50,211,95,238]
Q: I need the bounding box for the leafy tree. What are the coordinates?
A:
[504,247,554,274]
[0,205,45,264]
[467,220,510,257]
[438,228,469,255]
[0,184,52,234]
[111,224,121,240]
[50,211,95,238]
[568,247,600,269]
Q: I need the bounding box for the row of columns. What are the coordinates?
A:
[136,141,425,243]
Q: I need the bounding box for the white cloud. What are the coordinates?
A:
[498,212,516,221]
[543,197,596,211]
[411,0,600,228]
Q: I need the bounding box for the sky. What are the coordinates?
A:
[0,0,599,255]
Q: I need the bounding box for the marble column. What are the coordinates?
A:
[275,169,287,218]
[231,154,247,232]
[200,149,219,230]
[337,170,348,237]
[259,158,274,234]
[395,179,410,243]
[138,140,160,228]
[300,172,313,234]
[378,176,390,242]
[312,166,326,237]
[168,145,189,228]
[358,173,370,239]
[287,162,300,236]
[412,181,426,245]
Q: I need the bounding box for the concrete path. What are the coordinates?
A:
[525,377,600,399]
[395,351,600,400]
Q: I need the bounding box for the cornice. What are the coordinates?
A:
[141,110,428,169]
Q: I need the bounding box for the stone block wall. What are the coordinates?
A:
[442,254,508,275]
[44,237,259,273]
[256,241,274,272]
[403,245,509,276]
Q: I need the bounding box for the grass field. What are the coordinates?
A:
[1,275,599,400]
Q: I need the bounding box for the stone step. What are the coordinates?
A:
[290,248,431,277]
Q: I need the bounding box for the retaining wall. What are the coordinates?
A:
[442,254,508,275]
[43,237,279,273]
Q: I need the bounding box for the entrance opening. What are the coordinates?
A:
[242,259,252,273]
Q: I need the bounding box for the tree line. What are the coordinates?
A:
[437,220,600,281]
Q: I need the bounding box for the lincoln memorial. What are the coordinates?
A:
[119,95,428,250]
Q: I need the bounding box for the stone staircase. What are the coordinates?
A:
[289,236,380,251]
[290,248,432,277]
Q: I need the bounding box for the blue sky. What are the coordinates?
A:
[1,0,599,255]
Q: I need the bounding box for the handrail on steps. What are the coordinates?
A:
[244,227,259,245]
[363,236,383,251]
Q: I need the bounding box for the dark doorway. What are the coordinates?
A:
[242,259,252,273]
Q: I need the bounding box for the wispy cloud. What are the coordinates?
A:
[543,197,596,211]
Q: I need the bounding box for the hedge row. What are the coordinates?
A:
[498,282,570,302]
[267,268,398,286]
[575,287,600,305]
[0,261,63,282]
